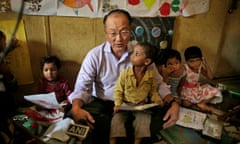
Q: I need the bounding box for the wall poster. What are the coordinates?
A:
[130,16,175,62]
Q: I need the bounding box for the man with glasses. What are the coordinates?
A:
[68,9,179,144]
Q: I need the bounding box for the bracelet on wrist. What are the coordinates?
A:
[168,97,180,106]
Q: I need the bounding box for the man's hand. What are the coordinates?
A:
[71,100,95,129]
[162,102,179,128]
[72,105,94,122]
[71,106,95,130]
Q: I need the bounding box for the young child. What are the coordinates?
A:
[0,30,18,93]
[25,56,72,126]
[0,30,18,144]
[25,56,73,125]
[158,49,186,103]
[0,30,18,114]
[180,46,222,112]
[38,55,72,105]
[110,42,163,144]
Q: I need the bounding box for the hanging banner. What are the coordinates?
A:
[2,0,210,17]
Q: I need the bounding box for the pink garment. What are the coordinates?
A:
[181,64,220,104]
[37,75,72,103]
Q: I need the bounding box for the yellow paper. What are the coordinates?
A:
[0,20,34,85]
[144,0,156,9]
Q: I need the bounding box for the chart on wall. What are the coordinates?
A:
[130,17,175,50]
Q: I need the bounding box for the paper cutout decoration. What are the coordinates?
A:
[159,0,210,17]
[102,0,118,13]
[159,0,182,17]
[127,0,160,17]
[128,0,140,5]
[62,0,94,15]
[182,0,210,17]
[144,0,156,9]
[6,0,209,17]
[63,0,94,12]
[0,0,11,13]
[151,26,161,38]
[135,26,144,37]
[128,0,156,9]
[57,0,98,17]
[10,0,58,15]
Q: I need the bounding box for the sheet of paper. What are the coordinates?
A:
[24,92,61,109]
[119,103,159,111]
[42,118,74,142]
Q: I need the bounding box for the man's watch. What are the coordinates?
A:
[168,97,181,106]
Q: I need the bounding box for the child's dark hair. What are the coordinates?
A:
[0,30,6,39]
[103,9,132,26]
[162,49,181,66]
[184,46,202,61]
[40,55,61,70]
[136,42,157,64]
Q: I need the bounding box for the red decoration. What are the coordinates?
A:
[31,122,38,128]
[159,2,171,16]
[128,0,140,5]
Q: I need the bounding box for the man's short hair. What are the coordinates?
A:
[103,9,132,26]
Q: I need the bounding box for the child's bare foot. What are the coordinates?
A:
[197,103,213,113]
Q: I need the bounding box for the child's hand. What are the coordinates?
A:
[161,65,174,76]
[114,105,120,113]
[202,57,208,67]
[11,38,20,50]
[201,57,213,79]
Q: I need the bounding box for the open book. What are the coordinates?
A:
[176,107,207,130]
[24,92,62,109]
[118,103,159,111]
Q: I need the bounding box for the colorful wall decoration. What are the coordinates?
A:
[130,17,175,49]
[1,0,210,17]
[129,17,175,63]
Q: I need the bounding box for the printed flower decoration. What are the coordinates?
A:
[159,2,171,16]
[159,0,181,16]
[128,0,140,5]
